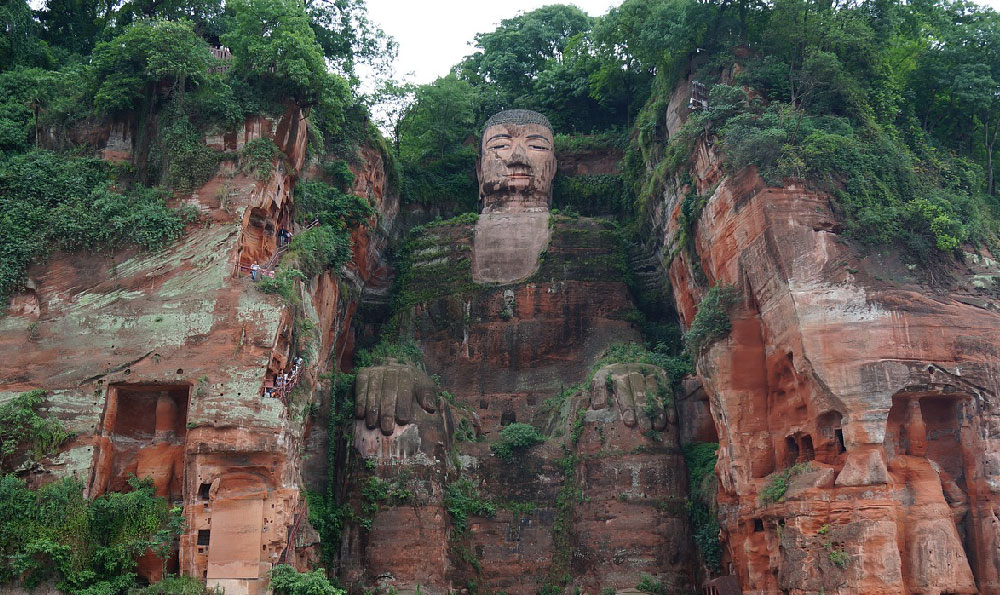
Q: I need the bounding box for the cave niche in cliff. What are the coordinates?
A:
[816,410,846,464]
[885,391,968,477]
[782,431,815,467]
[92,383,189,502]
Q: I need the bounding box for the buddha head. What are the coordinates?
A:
[479,109,557,211]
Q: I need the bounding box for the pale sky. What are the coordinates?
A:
[365,0,622,85]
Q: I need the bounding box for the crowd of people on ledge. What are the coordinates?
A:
[264,356,303,401]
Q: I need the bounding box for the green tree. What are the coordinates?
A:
[91,19,211,114]
[398,74,477,163]
[0,0,54,70]
[457,4,591,115]
[222,0,328,105]
[269,564,344,595]
[304,0,396,83]
[589,0,715,121]
[108,0,229,42]
[35,0,114,56]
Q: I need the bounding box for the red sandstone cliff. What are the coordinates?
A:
[10,69,1000,595]
[636,81,1000,594]
[0,108,397,594]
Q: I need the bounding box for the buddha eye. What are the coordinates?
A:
[490,143,509,150]
[529,144,549,151]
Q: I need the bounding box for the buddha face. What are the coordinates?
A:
[479,120,557,211]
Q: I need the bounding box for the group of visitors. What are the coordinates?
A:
[264,356,304,400]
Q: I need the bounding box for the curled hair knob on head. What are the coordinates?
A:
[483,109,553,133]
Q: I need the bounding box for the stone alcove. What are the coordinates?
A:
[90,383,190,502]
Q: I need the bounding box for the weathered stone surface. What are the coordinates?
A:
[339,216,698,594]
[472,211,550,283]
[0,107,397,594]
[639,103,1000,592]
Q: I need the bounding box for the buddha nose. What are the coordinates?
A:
[509,141,529,163]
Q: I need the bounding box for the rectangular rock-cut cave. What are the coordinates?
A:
[92,383,191,501]
[110,384,190,437]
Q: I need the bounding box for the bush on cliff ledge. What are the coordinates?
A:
[0,390,72,473]
[269,565,344,595]
[0,151,189,312]
[684,285,740,355]
[491,422,546,462]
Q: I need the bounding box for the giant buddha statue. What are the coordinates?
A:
[340,109,698,594]
[474,109,557,283]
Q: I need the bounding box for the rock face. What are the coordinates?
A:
[638,99,1000,592]
[0,107,397,594]
[337,218,698,594]
[15,81,1000,595]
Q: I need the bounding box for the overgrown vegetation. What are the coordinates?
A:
[239,137,282,181]
[759,462,814,505]
[0,390,72,472]
[827,545,849,569]
[444,478,497,535]
[0,151,190,309]
[490,423,546,462]
[354,338,423,369]
[684,285,740,354]
[635,574,668,595]
[0,474,184,593]
[307,372,356,566]
[0,0,395,313]
[269,564,344,595]
[552,174,626,216]
[261,171,378,299]
[683,442,721,571]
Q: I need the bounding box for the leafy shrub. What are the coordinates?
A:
[258,267,306,304]
[759,462,814,505]
[354,339,423,368]
[0,475,181,592]
[0,390,72,472]
[285,224,352,278]
[454,418,479,442]
[49,186,188,253]
[635,575,667,595]
[828,547,849,569]
[239,137,282,181]
[294,179,375,228]
[269,565,344,595]
[444,478,496,534]
[684,285,740,354]
[490,423,545,462]
[321,160,355,191]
